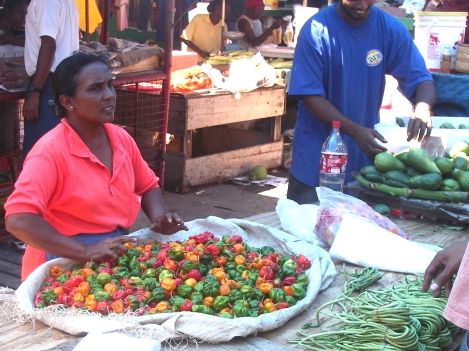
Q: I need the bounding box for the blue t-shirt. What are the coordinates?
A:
[289,4,432,187]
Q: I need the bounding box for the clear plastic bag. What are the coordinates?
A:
[314,187,408,246]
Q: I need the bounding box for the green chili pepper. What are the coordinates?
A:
[158,269,174,282]
[292,283,306,300]
[229,289,243,303]
[269,288,286,303]
[296,273,309,287]
[143,277,158,290]
[232,300,249,317]
[40,289,57,305]
[176,284,192,298]
[55,274,69,284]
[95,290,110,302]
[225,262,236,271]
[126,294,139,310]
[285,296,297,307]
[191,304,214,315]
[282,259,297,276]
[128,255,139,270]
[97,272,112,286]
[218,311,233,319]
[168,247,184,261]
[115,267,130,279]
[260,246,275,256]
[213,296,230,312]
[198,264,209,276]
[202,276,220,297]
[142,268,156,279]
[117,255,129,267]
[129,276,143,286]
[194,281,204,293]
[170,296,185,311]
[145,257,156,269]
[191,292,204,305]
[181,260,195,273]
[151,287,165,302]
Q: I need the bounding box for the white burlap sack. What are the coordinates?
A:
[15,216,336,343]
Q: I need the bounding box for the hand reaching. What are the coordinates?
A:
[422,241,468,297]
[84,235,135,262]
[150,212,188,235]
[407,103,432,141]
[350,124,388,158]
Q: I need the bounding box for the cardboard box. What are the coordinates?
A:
[456,44,469,74]
[171,51,198,72]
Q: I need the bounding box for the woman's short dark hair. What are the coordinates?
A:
[207,0,223,13]
[52,52,109,116]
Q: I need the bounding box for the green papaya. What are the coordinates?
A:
[383,170,410,188]
[408,173,442,190]
[449,141,469,158]
[406,167,421,177]
[407,148,441,175]
[395,151,410,166]
[453,156,469,171]
[374,152,406,173]
[372,204,391,216]
[395,117,405,128]
[360,165,383,183]
[440,178,461,191]
[459,124,469,129]
[440,122,455,129]
[434,157,453,175]
[455,171,469,191]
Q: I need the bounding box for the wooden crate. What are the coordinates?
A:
[165,87,285,192]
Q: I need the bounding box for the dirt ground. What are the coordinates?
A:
[131,168,289,231]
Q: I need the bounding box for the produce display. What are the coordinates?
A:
[355,143,469,203]
[288,268,459,351]
[204,51,254,66]
[34,232,311,318]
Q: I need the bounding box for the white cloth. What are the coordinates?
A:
[24,0,79,76]
[15,216,336,343]
[236,15,263,50]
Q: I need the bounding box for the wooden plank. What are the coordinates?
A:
[183,142,283,188]
[167,95,188,136]
[186,88,285,130]
[271,115,282,142]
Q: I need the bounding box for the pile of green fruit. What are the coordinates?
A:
[355,141,469,203]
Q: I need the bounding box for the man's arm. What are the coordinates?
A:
[180,37,210,58]
[301,95,388,158]
[407,80,436,142]
[23,35,56,121]
[238,17,280,47]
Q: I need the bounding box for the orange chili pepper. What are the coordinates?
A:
[226,279,238,289]
[85,294,97,311]
[144,244,153,251]
[259,282,273,294]
[255,277,266,287]
[53,286,64,296]
[80,267,94,278]
[241,270,250,280]
[283,285,294,296]
[49,265,63,278]
[185,278,197,288]
[215,256,227,266]
[234,255,245,266]
[160,277,176,291]
[219,284,231,296]
[210,267,224,274]
[253,259,265,270]
[111,299,125,314]
[263,301,276,312]
[212,270,226,282]
[73,292,85,303]
[164,259,177,271]
[232,243,244,254]
[203,296,214,307]
[76,282,90,296]
[220,307,232,314]
[104,282,117,295]
[156,301,169,312]
[184,252,199,262]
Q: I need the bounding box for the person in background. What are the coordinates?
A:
[4,52,187,280]
[423,239,469,351]
[227,0,245,31]
[424,0,469,44]
[0,0,29,46]
[237,0,280,49]
[74,0,102,35]
[287,0,436,204]
[22,0,79,158]
[180,0,229,62]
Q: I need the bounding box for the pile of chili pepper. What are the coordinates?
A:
[34,232,311,318]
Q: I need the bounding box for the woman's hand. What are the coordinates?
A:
[422,241,468,297]
[150,212,188,235]
[84,235,135,261]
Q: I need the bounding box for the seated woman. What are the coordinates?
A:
[237,0,280,49]
[180,0,229,62]
[4,52,187,280]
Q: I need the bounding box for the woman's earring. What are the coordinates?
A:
[69,106,75,111]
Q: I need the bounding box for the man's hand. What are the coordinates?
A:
[407,102,432,142]
[422,241,468,297]
[349,124,388,158]
[23,92,40,122]
[150,212,188,235]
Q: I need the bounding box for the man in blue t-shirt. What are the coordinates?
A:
[287,0,436,204]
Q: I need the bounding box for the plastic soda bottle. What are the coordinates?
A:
[319,120,348,192]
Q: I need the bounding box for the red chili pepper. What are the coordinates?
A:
[283,276,296,286]
[296,255,311,270]
[226,235,243,244]
[152,259,164,268]
[205,244,220,257]
[276,302,289,310]
[156,250,168,261]
[189,231,215,244]
[96,301,110,314]
[97,266,112,274]
[180,300,193,312]
[264,253,278,263]
[111,290,126,301]
[259,266,275,281]
[187,269,202,281]
[246,252,258,262]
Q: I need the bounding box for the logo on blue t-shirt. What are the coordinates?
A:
[366,50,383,66]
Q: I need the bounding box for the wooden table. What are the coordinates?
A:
[0,213,467,351]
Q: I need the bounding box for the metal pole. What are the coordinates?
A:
[85,0,89,42]
[158,0,175,186]
[99,0,109,44]
[221,0,225,52]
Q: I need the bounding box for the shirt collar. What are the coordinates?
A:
[204,13,223,28]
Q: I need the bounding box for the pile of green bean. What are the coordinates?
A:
[288,270,459,351]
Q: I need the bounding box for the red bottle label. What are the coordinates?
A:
[320,153,347,174]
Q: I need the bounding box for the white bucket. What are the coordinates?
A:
[414,11,468,71]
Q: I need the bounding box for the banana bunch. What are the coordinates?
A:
[205,51,254,65]
[269,58,293,69]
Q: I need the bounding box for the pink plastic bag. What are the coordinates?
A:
[314,187,408,246]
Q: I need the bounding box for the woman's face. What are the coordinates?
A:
[67,62,116,125]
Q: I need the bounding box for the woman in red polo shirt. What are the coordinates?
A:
[4,52,187,280]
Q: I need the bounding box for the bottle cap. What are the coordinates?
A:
[332,120,340,129]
